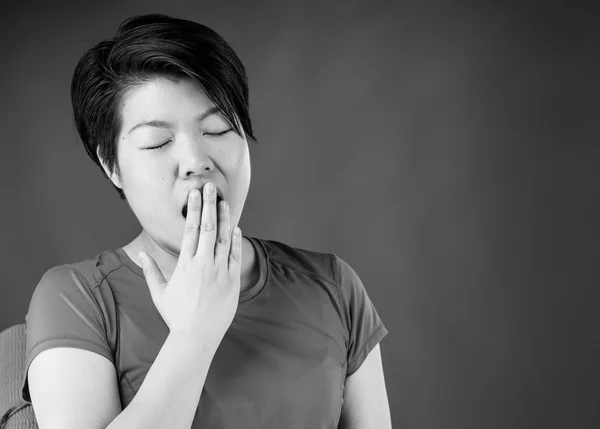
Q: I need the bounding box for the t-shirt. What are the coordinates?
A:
[21,235,388,428]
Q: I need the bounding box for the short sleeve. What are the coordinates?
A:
[335,255,388,377]
[20,265,114,404]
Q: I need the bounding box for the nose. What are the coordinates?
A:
[177,138,215,178]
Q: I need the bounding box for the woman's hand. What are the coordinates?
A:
[138,182,242,349]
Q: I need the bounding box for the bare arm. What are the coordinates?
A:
[29,331,216,429]
[338,344,392,429]
[107,331,215,429]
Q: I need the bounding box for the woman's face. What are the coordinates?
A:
[100,76,251,256]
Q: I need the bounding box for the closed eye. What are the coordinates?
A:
[147,140,171,150]
[204,129,233,137]
[147,129,233,150]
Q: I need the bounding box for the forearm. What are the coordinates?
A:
[106,331,215,429]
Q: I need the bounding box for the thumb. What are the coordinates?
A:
[138,251,166,297]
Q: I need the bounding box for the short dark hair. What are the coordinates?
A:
[71,14,257,201]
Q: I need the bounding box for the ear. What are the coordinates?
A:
[96,146,123,189]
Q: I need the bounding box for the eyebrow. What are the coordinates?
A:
[127,106,221,135]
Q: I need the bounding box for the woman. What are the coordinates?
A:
[21,14,391,429]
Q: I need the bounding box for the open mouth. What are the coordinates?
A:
[182,193,223,219]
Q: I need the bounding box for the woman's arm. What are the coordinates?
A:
[29,331,216,429]
[338,344,393,429]
[106,331,216,429]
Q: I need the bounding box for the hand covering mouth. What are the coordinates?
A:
[181,192,223,219]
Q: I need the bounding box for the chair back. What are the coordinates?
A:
[0,323,38,428]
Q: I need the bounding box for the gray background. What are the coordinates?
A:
[1,0,598,428]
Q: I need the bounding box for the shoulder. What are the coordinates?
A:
[69,248,132,287]
[252,236,347,285]
[31,248,130,303]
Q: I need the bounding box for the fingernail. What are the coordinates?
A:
[206,182,214,195]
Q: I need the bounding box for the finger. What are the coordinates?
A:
[215,199,231,268]
[196,182,218,260]
[228,227,242,279]
[180,189,202,259]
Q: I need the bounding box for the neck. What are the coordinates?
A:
[126,231,258,293]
